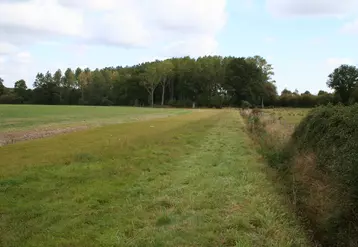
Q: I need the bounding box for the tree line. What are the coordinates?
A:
[0,56,357,108]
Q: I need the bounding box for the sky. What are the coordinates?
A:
[0,0,357,94]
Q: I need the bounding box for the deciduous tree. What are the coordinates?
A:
[327,65,358,104]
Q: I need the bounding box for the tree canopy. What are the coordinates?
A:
[327,64,358,104]
[0,55,354,108]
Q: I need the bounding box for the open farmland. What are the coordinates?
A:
[0,105,189,145]
[262,108,311,125]
[0,108,311,247]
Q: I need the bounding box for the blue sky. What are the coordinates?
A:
[0,0,357,94]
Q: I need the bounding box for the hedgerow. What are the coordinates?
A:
[290,104,358,246]
[292,104,358,194]
[242,105,358,246]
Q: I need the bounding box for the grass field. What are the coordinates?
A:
[262,108,311,125]
[0,105,189,145]
[0,108,310,246]
[0,105,189,132]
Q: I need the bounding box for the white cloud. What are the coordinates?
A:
[0,42,18,55]
[0,0,227,52]
[0,0,228,86]
[151,0,226,35]
[0,0,84,38]
[15,52,32,64]
[342,19,358,33]
[326,58,355,70]
[0,56,6,64]
[58,0,117,10]
[267,0,358,17]
[164,36,219,57]
[87,10,151,47]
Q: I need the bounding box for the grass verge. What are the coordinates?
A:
[242,107,358,247]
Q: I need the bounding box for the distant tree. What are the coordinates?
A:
[75,68,82,81]
[64,68,76,88]
[159,60,174,105]
[318,90,328,96]
[32,71,60,104]
[4,55,341,107]
[14,79,28,102]
[281,89,292,95]
[349,85,358,104]
[317,93,334,105]
[225,57,265,105]
[246,55,274,83]
[15,79,27,90]
[53,69,63,102]
[78,68,92,103]
[300,93,316,107]
[327,65,358,104]
[0,77,5,96]
[141,61,161,107]
[53,69,63,87]
[262,82,277,106]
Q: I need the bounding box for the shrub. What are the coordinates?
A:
[242,105,358,246]
[0,94,22,104]
[292,104,358,193]
[289,104,358,246]
[241,100,251,109]
[168,99,193,108]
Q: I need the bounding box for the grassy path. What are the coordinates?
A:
[1,110,309,246]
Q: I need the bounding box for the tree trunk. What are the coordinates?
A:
[151,89,154,107]
[170,80,174,101]
[161,84,165,105]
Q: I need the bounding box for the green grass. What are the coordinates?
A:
[0,110,310,246]
[0,105,189,132]
[262,108,311,125]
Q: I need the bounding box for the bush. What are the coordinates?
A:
[0,94,22,104]
[289,104,358,246]
[292,104,358,192]
[241,100,251,109]
[168,99,193,108]
[242,105,358,246]
[100,97,113,106]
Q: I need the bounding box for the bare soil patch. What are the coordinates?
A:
[0,126,89,146]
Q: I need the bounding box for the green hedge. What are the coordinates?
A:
[290,104,358,246]
[292,104,358,193]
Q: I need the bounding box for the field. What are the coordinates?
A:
[0,105,189,145]
[262,108,311,125]
[0,106,311,247]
